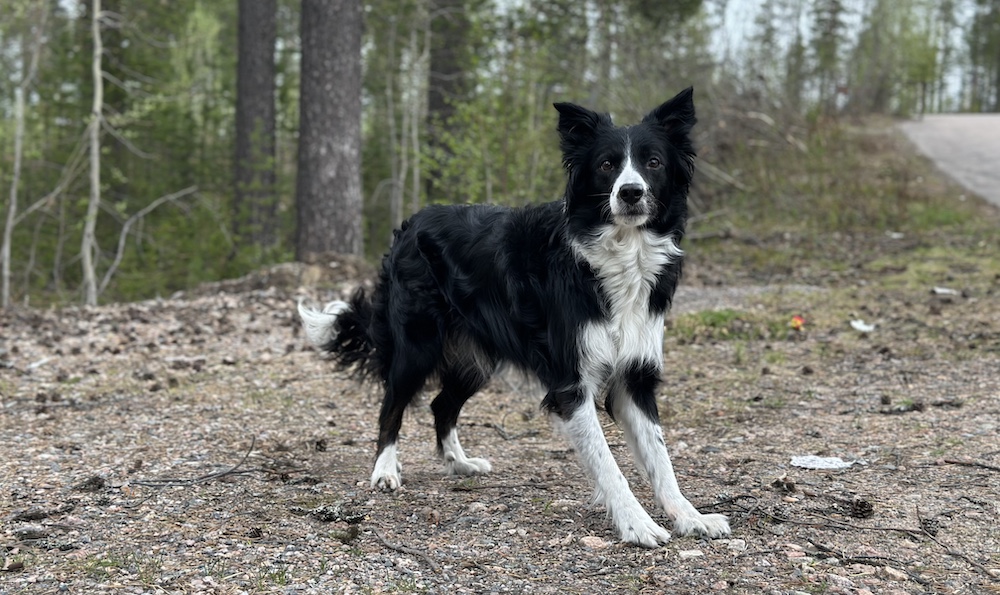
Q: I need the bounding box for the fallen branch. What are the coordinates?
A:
[132,436,256,488]
[941,458,1000,473]
[806,539,931,586]
[917,508,999,582]
[373,528,440,573]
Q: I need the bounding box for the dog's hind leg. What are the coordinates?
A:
[371,350,438,491]
[432,366,492,477]
[610,373,731,539]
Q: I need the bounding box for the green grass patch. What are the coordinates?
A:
[667,309,791,343]
[78,551,163,585]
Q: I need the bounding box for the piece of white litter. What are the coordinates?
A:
[932,286,960,296]
[850,319,875,333]
[790,455,856,470]
[27,357,51,370]
[679,550,704,559]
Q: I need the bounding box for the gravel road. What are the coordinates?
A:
[898,114,1000,207]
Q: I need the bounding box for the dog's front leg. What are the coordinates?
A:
[612,382,731,539]
[558,391,672,547]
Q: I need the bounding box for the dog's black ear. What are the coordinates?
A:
[554,103,610,166]
[643,86,696,137]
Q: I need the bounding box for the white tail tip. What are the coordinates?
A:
[297,299,350,347]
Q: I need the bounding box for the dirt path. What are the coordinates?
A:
[898,114,1000,208]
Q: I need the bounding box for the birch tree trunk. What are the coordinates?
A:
[1,6,47,308]
[81,0,104,306]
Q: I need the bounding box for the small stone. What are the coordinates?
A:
[880,566,907,581]
[679,549,704,559]
[579,536,610,549]
[726,538,747,552]
[549,499,581,510]
[467,502,487,514]
[547,534,574,547]
[825,573,855,588]
[15,525,48,541]
[419,507,440,525]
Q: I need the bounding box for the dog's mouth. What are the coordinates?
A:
[611,200,652,227]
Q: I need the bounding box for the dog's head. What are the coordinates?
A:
[555,88,696,233]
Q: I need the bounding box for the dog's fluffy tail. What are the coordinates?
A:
[297,289,378,378]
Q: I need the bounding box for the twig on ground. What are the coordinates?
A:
[373,528,440,573]
[451,482,551,492]
[917,508,999,582]
[482,421,539,441]
[757,501,1000,584]
[131,436,257,488]
[941,458,1000,473]
[806,539,931,586]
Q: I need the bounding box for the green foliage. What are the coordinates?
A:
[0,0,996,306]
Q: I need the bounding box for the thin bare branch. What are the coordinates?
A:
[101,118,156,159]
[97,186,198,296]
[131,436,257,488]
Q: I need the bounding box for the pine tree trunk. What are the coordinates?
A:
[425,0,470,204]
[234,0,277,255]
[295,0,363,260]
[81,0,104,306]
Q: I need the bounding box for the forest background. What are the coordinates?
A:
[1,0,999,307]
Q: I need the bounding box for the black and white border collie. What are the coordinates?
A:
[298,87,730,546]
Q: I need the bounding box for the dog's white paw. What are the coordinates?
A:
[370,469,402,491]
[613,506,672,548]
[672,513,731,539]
[371,446,402,491]
[444,456,492,476]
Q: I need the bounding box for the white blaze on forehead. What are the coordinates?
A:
[610,138,648,200]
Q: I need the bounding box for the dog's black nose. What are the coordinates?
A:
[618,183,644,205]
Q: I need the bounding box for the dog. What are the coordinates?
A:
[298,87,730,547]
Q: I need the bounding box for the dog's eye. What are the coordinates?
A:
[599,160,613,172]
[647,157,662,169]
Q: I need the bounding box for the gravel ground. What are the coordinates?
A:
[2,246,999,594]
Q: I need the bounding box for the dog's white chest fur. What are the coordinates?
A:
[573,226,682,381]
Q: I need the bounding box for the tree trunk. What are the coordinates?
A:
[425,0,470,204]
[81,0,104,306]
[2,6,47,308]
[295,0,364,260]
[234,0,277,255]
